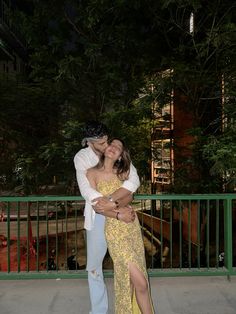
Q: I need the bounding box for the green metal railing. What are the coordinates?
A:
[0,194,235,279]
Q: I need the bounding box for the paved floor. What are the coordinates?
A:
[0,276,236,314]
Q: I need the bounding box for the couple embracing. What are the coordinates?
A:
[74,121,154,314]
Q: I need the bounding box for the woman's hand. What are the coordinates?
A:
[92,196,116,213]
[92,197,135,223]
[115,206,136,223]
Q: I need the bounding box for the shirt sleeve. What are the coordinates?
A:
[122,163,140,193]
[74,152,102,204]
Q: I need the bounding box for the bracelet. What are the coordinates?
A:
[116,212,120,220]
[108,196,119,208]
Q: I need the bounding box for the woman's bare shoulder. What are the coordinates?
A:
[87,167,97,176]
[86,168,101,188]
[86,167,102,179]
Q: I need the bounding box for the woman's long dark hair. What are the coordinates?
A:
[96,138,131,180]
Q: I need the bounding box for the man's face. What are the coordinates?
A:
[88,136,108,156]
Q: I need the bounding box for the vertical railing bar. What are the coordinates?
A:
[206,200,210,269]
[140,200,147,267]
[179,200,182,269]
[160,200,163,269]
[197,200,201,269]
[46,201,49,271]
[148,199,152,270]
[188,200,191,269]
[65,201,68,270]
[152,198,155,271]
[154,199,156,270]
[7,202,10,273]
[224,197,233,275]
[36,201,39,272]
[26,202,30,272]
[216,200,219,268]
[61,203,64,269]
[141,200,144,231]
[56,201,59,272]
[139,200,144,265]
[75,201,78,270]
[17,202,21,272]
[170,200,173,268]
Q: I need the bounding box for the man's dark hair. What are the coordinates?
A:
[83,121,108,139]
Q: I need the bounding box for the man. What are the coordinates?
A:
[73,121,140,314]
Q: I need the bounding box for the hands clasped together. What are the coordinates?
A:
[92,196,135,223]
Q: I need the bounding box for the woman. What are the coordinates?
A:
[86,138,154,314]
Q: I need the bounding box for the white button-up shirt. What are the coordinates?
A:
[74,146,140,230]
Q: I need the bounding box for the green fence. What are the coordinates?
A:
[0,194,235,279]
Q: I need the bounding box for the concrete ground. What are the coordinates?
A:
[0,276,236,314]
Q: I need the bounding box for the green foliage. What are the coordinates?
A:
[103,100,152,178]
[1,0,236,194]
[155,0,236,192]
[0,76,65,192]
[202,94,236,191]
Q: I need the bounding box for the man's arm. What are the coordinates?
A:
[86,168,135,223]
[96,205,135,223]
[93,194,135,223]
[74,150,139,223]
[93,163,139,213]
[74,152,102,203]
[110,163,140,200]
[93,192,133,213]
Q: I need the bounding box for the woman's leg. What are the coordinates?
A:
[128,262,153,314]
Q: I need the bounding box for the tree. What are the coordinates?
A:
[2,0,235,193]
[138,0,236,192]
[4,0,167,193]
[0,75,66,192]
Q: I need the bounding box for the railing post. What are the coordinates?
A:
[224,197,233,275]
[7,202,10,273]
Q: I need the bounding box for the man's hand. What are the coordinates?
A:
[116,206,135,224]
[92,197,135,223]
[92,196,115,213]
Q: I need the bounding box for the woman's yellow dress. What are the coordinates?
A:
[97,178,154,314]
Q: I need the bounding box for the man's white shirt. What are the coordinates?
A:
[74,146,140,230]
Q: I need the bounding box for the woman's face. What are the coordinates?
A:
[105,139,123,161]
